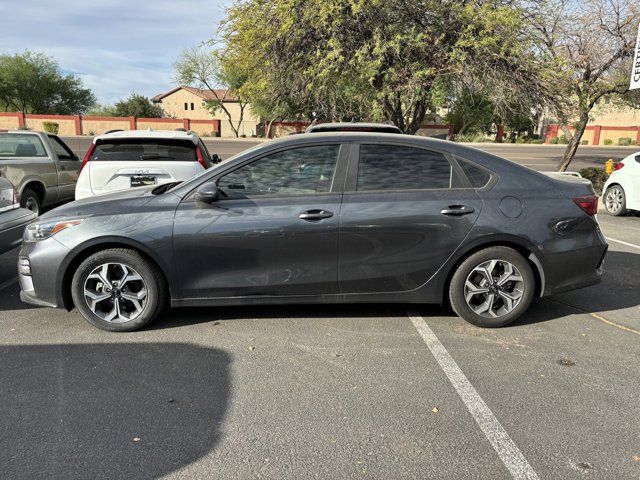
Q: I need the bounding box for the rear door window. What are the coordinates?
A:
[356,144,452,191]
[49,135,76,160]
[0,134,47,157]
[92,139,197,162]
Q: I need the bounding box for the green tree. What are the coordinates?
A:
[220,0,544,134]
[112,93,164,118]
[174,46,250,137]
[0,51,95,114]
[531,0,640,171]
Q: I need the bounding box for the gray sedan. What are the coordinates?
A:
[17,131,607,331]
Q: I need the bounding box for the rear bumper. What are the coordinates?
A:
[539,226,608,297]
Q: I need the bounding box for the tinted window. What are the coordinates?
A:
[49,136,75,160]
[458,159,491,188]
[0,134,47,157]
[92,139,197,162]
[357,144,451,191]
[219,145,339,198]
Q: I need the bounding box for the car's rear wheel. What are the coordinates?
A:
[20,187,41,216]
[71,249,166,332]
[604,185,627,216]
[449,246,535,328]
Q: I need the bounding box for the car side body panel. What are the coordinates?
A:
[18,132,608,313]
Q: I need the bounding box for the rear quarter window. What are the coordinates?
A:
[0,134,47,158]
[92,139,197,162]
[457,158,491,188]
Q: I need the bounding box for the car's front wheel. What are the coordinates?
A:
[449,246,535,328]
[604,185,627,216]
[71,249,166,332]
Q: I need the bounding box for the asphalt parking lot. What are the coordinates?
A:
[1,210,638,479]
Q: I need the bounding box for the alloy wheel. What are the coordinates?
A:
[464,259,525,318]
[605,187,623,213]
[83,263,148,323]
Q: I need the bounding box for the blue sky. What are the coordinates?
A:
[0,0,230,104]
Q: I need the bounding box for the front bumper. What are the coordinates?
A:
[18,237,71,309]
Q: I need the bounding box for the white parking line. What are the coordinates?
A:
[606,237,640,251]
[408,312,539,480]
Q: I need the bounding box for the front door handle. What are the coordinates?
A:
[440,205,475,216]
[298,209,334,221]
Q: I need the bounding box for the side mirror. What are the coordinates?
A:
[194,181,219,204]
[211,154,222,164]
[74,154,80,162]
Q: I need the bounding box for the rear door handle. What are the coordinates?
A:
[440,205,475,216]
[298,209,334,221]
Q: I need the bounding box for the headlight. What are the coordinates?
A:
[24,219,84,242]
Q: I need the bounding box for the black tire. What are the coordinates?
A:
[20,187,41,216]
[449,246,535,328]
[603,185,627,216]
[71,248,167,332]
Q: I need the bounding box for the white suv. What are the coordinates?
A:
[602,151,640,216]
[75,130,218,200]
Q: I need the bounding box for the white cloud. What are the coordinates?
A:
[0,0,229,103]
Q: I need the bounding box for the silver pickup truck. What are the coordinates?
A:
[0,131,80,216]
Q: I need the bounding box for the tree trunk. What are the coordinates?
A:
[556,112,589,172]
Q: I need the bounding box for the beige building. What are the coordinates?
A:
[152,86,260,138]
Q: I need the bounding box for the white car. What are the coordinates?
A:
[602,151,640,216]
[75,130,219,200]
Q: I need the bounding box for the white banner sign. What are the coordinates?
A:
[631,22,640,90]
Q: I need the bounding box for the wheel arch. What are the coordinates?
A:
[440,236,544,305]
[58,237,173,311]
[20,180,46,205]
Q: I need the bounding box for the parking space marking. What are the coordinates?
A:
[408,312,539,480]
[605,237,640,251]
[544,298,640,336]
[0,278,17,291]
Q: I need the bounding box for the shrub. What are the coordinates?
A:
[603,139,613,145]
[42,121,59,134]
[580,140,589,145]
[212,131,221,138]
[558,135,569,144]
[87,130,96,136]
[240,134,247,138]
[618,137,633,146]
[531,139,544,144]
[549,137,559,144]
[515,137,526,144]
[579,167,608,195]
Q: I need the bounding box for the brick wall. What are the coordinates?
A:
[0,112,220,136]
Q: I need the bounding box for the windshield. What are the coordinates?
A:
[92,139,197,162]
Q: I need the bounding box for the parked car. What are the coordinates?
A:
[306,122,402,134]
[0,176,36,255]
[75,130,217,199]
[0,131,81,215]
[19,131,607,332]
[602,152,640,215]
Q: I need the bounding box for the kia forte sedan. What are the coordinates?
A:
[18,131,607,331]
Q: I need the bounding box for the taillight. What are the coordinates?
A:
[614,162,624,171]
[573,195,598,216]
[196,147,207,169]
[80,143,96,172]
